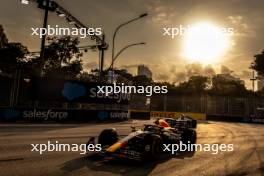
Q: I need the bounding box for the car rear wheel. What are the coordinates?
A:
[142,134,163,161]
[181,129,196,144]
[192,120,197,129]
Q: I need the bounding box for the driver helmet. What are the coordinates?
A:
[180,114,185,120]
[154,118,160,125]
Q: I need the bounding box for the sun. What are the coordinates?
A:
[182,22,231,64]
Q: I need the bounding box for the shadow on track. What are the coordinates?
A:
[61,151,196,176]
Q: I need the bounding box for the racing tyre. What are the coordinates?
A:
[181,129,196,144]
[191,130,197,144]
[192,120,197,129]
[142,134,163,161]
[98,128,118,147]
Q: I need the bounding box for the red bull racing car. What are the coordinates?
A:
[87,117,197,161]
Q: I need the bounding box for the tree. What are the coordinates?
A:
[79,71,98,82]
[41,36,83,78]
[251,50,264,76]
[0,25,31,76]
[0,25,8,48]
[175,75,209,94]
[210,74,247,96]
[115,69,133,84]
[0,42,28,75]
[132,75,153,86]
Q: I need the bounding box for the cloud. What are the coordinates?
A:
[221,65,233,74]
[227,15,256,37]
[150,62,217,84]
[185,63,203,77]
[121,64,138,69]
[145,1,177,25]
[156,73,170,80]
[239,70,252,79]
[228,15,243,25]
[204,65,216,76]
[173,72,187,83]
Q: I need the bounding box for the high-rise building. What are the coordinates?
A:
[137,65,152,79]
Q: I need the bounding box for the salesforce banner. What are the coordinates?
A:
[0,108,129,122]
[30,78,130,104]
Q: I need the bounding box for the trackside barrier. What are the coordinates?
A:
[150,111,206,120]
[0,108,129,122]
[129,110,150,120]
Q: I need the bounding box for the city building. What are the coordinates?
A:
[137,65,152,79]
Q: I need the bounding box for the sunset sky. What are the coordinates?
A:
[1,0,264,88]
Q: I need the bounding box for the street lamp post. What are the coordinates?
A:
[109,42,146,70]
[250,70,258,119]
[39,0,50,75]
[111,13,148,76]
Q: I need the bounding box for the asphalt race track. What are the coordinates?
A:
[0,120,264,176]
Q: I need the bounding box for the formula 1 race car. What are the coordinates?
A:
[164,115,197,129]
[87,119,196,161]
